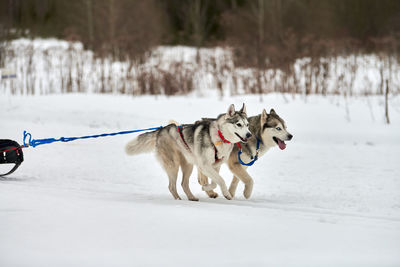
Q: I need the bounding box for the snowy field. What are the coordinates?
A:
[1,93,400,266]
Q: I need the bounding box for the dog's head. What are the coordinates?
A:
[260,108,292,150]
[218,103,252,143]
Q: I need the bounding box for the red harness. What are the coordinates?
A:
[177,126,241,163]
[214,130,242,162]
[217,130,242,150]
[177,126,191,151]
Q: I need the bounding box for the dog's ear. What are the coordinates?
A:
[270,108,276,115]
[226,104,235,117]
[261,109,268,124]
[239,103,247,115]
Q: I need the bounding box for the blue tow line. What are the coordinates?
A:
[23,126,163,148]
[22,126,259,167]
[238,138,261,166]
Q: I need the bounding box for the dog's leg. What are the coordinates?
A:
[200,165,219,192]
[202,181,217,191]
[228,176,240,198]
[228,163,253,199]
[199,174,219,198]
[165,166,181,200]
[180,159,198,201]
[197,167,208,185]
[197,168,218,198]
[199,165,232,200]
[202,165,220,192]
[156,145,181,200]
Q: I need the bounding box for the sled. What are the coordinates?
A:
[0,140,24,177]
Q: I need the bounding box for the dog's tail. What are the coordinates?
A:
[125,129,159,155]
[168,120,179,126]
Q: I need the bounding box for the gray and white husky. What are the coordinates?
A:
[125,104,251,201]
[198,108,293,199]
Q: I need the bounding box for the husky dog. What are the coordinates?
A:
[198,108,293,199]
[125,104,251,201]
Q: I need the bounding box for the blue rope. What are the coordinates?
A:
[238,138,261,166]
[23,126,163,148]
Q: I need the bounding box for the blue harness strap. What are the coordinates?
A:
[238,138,261,166]
[23,126,163,148]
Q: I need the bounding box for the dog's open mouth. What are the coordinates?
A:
[235,133,248,143]
[273,137,286,150]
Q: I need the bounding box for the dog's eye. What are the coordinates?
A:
[236,123,242,127]
[276,127,282,131]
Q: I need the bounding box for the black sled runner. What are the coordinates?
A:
[0,140,24,177]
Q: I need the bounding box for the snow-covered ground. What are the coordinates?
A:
[1,93,400,266]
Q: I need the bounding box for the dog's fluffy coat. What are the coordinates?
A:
[198,108,293,199]
[125,104,251,200]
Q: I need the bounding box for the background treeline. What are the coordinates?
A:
[0,0,399,98]
[1,0,400,60]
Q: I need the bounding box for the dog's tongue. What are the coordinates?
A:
[277,139,286,150]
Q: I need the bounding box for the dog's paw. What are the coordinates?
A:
[223,192,233,200]
[207,191,218,198]
[188,196,199,201]
[243,186,253,199]
[172,194,182,200]
[228,188,236,198]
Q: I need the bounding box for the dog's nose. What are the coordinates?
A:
[246,132,252,139]
[288,134,293,140]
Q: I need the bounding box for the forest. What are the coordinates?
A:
[1,0,399,96]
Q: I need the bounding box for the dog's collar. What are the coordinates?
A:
[238,138,261,166]
[216,129,242,150]
[217,130,231,144]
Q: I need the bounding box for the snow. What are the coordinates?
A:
[1,93,400,266]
